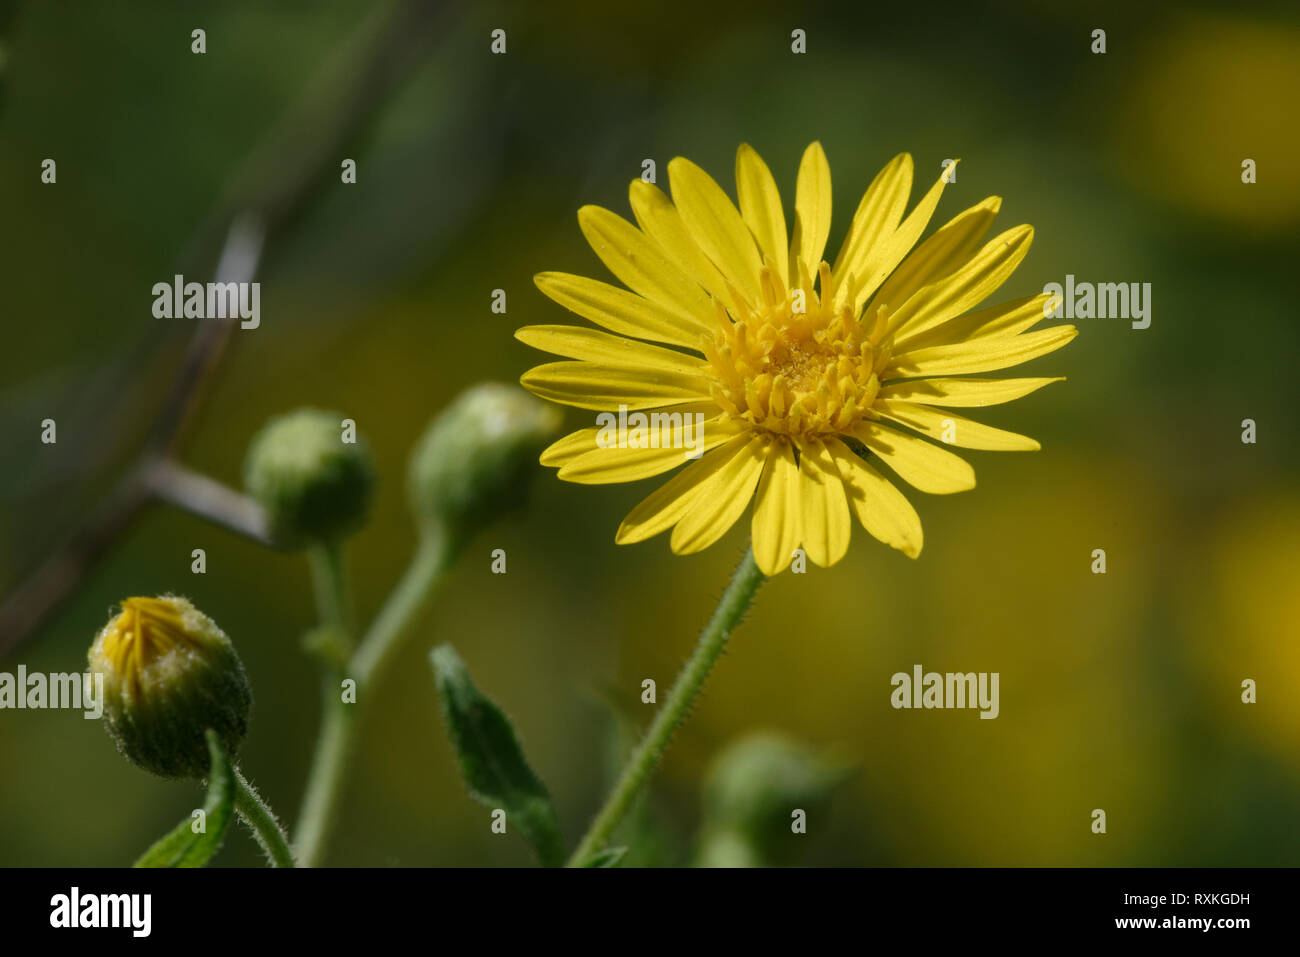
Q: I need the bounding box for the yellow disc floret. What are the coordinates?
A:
[704,265,888,438]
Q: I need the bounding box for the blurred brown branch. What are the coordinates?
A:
[145,459,275,547]
[0,0,446,656]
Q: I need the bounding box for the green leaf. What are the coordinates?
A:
[431,644,565,867]
[134,730,235,867]
[579,846,628,868]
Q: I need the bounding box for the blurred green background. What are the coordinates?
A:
[1,0,1297,866]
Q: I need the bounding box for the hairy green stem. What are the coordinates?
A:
[234,769,295,868]
[294,532,451,866]
[568,548,766,866]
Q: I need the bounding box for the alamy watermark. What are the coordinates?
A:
[152,274,260,329]
[0,667,103,719]
[1042,274,1150,329]
[891,664,1000,719]
[50,887,150,937]
[595,405,706,459]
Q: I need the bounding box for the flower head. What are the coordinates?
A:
[89,595,252,779]
[519,143,1075,575]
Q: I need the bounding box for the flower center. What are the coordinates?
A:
[704,265,891,438]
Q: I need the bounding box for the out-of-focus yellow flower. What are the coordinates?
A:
[519,143,1074,574]
[1114,16,1300,233]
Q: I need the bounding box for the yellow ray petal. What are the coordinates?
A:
[854,420,976,494]
[844,160,958,315]
[877,376,1063,408]
[869,194,999,318]
[886,224,1034,340]
[558,413,742,484]
[520,360,710,411]
[735,144,790,289]
[670,435,768,554]
[668,157,764,306]
[628,180,748,320]
[874,399,1041,451]
[534,271,709,348]
[538,400,720,467]
[751,439,803,575]
[616,433,756,544]
[577,205,713,321]
[888,324,1078,379]
[826,437,922,558]
[895,292,1056,352]
[515,325,706,373]
[788,142,832,291]
[831,153,911,303]
[796,436,852,567]
[539,427,599,467]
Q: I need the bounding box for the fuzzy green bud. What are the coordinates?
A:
[697,732,850,867]
[408,383,562,544]
[243,408,375,546]
[88,595,252,779]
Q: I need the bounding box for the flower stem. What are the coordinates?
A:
[351,534,451,688]
[293,532,451,867]
[233,768,295,867]
[293,540,358,868]
[308,540,354,642]
[567,547,766,866]
[292,674,356,868]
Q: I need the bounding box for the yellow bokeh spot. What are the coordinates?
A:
[1116,16,1300,232]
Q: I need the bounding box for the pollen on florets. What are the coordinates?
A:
[703,263,891,438]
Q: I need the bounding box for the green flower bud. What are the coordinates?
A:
[243,408,375,546]
[696,732,850,867]
[88,595,252,779]
[408,383,562,544]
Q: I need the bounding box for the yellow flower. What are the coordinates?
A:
[518,143,1076,575]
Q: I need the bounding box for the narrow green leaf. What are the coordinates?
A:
[135,730,235,868]
[133,819,195,868]
[579,846,628,868]
[431,644,565,867]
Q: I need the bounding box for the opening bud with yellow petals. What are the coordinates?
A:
[88,596,252,779]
